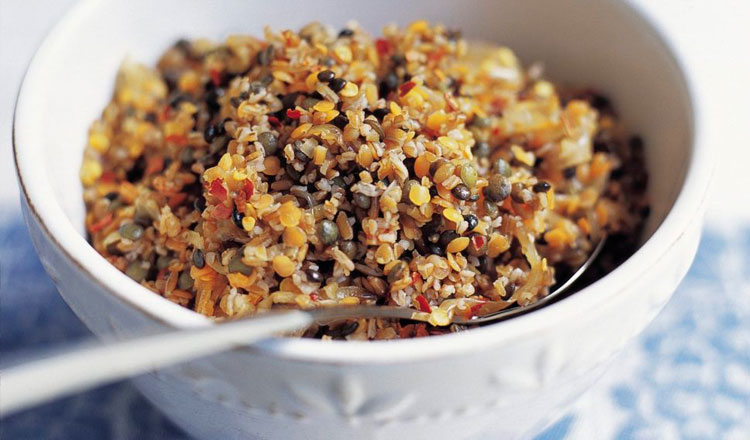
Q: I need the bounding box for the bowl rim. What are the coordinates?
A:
[13,0,712,364]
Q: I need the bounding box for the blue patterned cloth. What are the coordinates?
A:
[2,209,748,439]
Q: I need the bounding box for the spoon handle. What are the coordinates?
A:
[0,311,312,417]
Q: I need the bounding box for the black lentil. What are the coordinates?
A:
[193,195,206,212]
[317,70,335,82]
[373,108,389,121]
[429,243,445,256]
[338,28,355,37]
[379,72,399,96]
[232,208,244,229]
[452,184,471,200]
[464,214,478,231]
[126,156,146,182]
[192,249,205,268]
[532,181,551,193]
[329,78,347,93]
[439,230,460,247]
[332,113,349,129]
[305,266,323,282]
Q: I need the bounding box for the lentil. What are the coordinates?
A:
[119,222,144,241]
[464,214,478,231]
[317,70,335,82]
[192,249,205,268]
[484,174,512,202]
[329,78,347,93]
[451,184,471,200]
[258,132,278,155]
[317,219,339,245]
[229,253,254,275]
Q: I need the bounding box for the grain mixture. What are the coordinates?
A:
[81,21,648,339]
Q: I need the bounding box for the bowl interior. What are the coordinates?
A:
[15,0,693,336]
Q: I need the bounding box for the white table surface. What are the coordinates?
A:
[1,1,748,439]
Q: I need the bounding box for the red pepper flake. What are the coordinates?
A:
[309,293,319,302]
[469,302,486,317]
[286,108,301,119]
[375,38,391,57]
[99,171,116,183]
[268,115,281,126]
[411,272,422,285]
[165,134,187,146]
[158,105,172,123]
[415,294,432,313]
[471,234,486,251]
[209,68,222,87]
[244,180,254,197]
[89,212,114,233]
[157,268,169,280]
[399,81,416,97]
[144,156,164,176]
[212,203,233,220]
[208,179,227,202]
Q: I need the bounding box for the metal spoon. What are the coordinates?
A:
[0,236,605,416]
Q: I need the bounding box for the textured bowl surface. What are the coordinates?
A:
[14,0,710,438]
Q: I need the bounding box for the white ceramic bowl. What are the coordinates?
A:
[14,0,710,438]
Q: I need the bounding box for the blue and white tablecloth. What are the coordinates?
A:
[1,0,748,438]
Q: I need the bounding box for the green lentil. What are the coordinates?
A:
[178,271,194,290]
[228,253,253,275]
[484,174,511,202]
[125,260,149,282]
[258,132,278,155]
[353,193,371,209]
[119,222,144,241]
[339,240,358,259]
[460,163,478,188]
[156,254,172,270]
[494,158,512,177]
[317,219,339,245]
